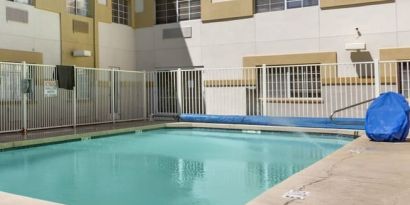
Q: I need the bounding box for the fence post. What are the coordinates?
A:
[22,61,28,134]
[177,68,183,114]
[143,71,147,120]
[73,66,77,128]
[111,68,116,123]
[374,59,381,97]
[262,64,267,116]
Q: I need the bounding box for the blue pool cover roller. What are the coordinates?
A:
[180,115,365,130]
[365,92,410,142]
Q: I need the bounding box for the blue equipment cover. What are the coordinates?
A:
[180,115,365,130]
[365,92,410,142]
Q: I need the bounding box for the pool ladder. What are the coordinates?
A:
[329,98,376,120]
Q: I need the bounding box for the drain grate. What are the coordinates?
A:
[282,190,309,200]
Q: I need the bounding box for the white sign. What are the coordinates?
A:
[44,81,58,97]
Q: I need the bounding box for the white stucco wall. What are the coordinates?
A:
[0,1,61,64]
[121,0,410,71]
[98,23,138,70]
[96,1,410,116]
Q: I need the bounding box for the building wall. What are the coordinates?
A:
[99,22,138,70]
[0,1,60,64]
[2,0,410,69]
[126,0,410,71]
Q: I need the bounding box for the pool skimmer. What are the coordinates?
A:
[282,189,309,200]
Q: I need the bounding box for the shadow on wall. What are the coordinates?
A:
[145,22,207,115]
[351,51,374,78]
[150,22,197,70]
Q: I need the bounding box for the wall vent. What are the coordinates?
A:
[73,20,89,34]
[6,7,29,24]
[163,27,192,39]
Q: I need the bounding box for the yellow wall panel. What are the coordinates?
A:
[0,49,43,64]
[201,0,254,22]
[320,0,394,9]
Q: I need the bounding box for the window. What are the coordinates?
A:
[255,0,285,13]
[66,0,90,17]
[112,0,129,25]
[156,0,201,25]
[7,0,33,5]
[255,0,318,13]
[265,65,321,99]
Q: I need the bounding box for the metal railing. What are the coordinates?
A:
[1,60,410,133]
[0,62,146,134]
[147,60,410,120]
[329,98,376,120]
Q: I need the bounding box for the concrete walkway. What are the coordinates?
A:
[247,136,410,205]
[0,192,62,205]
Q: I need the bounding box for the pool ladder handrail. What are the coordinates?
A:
[329,98,376,120]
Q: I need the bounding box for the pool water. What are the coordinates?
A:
[0,128,352,205]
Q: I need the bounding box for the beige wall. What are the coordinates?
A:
[134,0,155,28]
[201,0,254,22]
[243,52,338,67]
[320,0,394,9]
[243,52,341,85]
[0,49,43,64]
[35,0,65,13]
[60,14,95,67]
[379,47,410,82]
[34,0,113,67]
[380,47,410,61]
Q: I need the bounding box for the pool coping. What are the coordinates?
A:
[0,122,362,151]
[0,122,374,205]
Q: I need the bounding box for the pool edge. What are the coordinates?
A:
[0,123,166,151]
[0,122,361,151]
[0,122,364,205]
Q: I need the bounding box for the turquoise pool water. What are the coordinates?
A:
[0,128,352,205]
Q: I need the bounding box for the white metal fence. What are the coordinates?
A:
[0,62,146,134]
[1,60,409,134]
[147,60,410,119]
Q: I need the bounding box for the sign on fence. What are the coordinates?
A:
[44,80,58,97]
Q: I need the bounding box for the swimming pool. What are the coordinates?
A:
[0,128,352,205]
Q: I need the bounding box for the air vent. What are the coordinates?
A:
[6,7,29,24]
[163,27,192,39]
[73,20,89,34]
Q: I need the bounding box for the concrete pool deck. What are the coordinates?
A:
[0,191,62,205]
[0,122,409,205]
[247,136,410,205]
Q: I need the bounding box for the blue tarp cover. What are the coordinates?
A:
[365,92,410,142]
[180,115,365,130]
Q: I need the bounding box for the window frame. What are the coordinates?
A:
[66,0,91,17]
[263,65,322,101]
[255,0,318,14]
[155,0,201,25]
[112,0,130,25]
